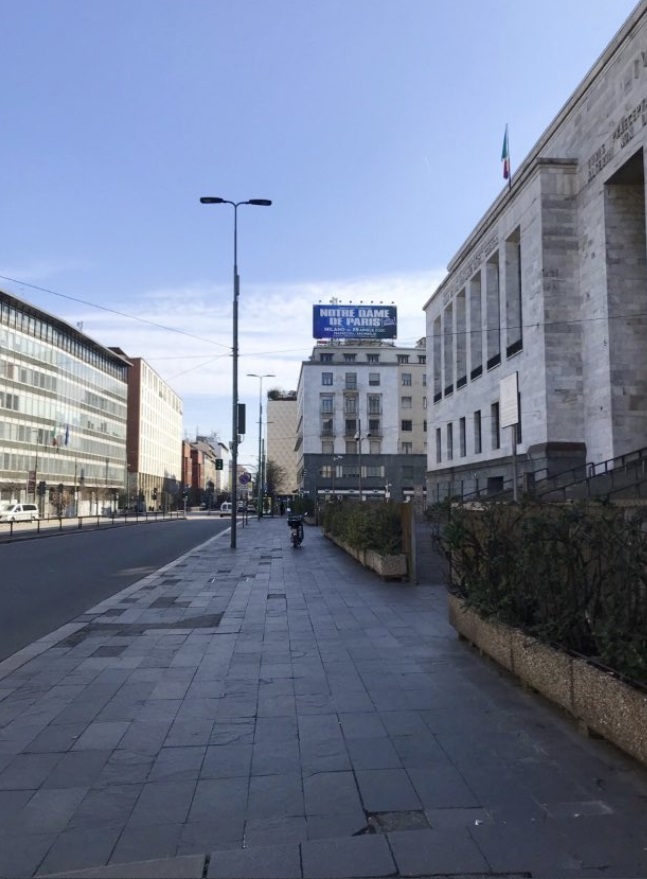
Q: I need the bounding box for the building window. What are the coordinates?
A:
[459,417,466,457]
[491,401,500,450]
[369,372,380,386]
[320,395,333,413]
[368,418,380,435]
[369,439,382,454]
[435,428,442,463]
[456,289,467,388]
[401,396,412,409]
[486,254,501,370]
[397,355,409,364]
[322,440,334,454]
[401,419,412,431]
[322,372,333,386]
[401,373,412,386]
[320,353,333,363]
[474,409,482,454]
[447,423,454,461]
[505,229,523,358]
[345,418,357,435]
[365,465,385,477]
[320,465,332,478]
[423,420,427,432]
[345,440,358,454]
[367,354,380,364]
[343,353,356,362]
[344,397,357,414]
[470,272,483,380]
[344,372,357,390]
[367,395,381,414]
[321,418,334,436]
[433,315,442,402]
[418,355,426,364]
[401,441,413,454]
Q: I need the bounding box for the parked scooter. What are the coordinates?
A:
[287,514,304,548]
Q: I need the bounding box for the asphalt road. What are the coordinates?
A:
[0,515,234,663]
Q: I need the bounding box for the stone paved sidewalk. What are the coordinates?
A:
[0,517,646,878]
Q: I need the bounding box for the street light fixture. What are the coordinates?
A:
[354,419,371,502]
[199,196,272,547]
[247,373,275,519]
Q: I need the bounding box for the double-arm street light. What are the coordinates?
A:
[199,196,272,548]
[247,373,274,519]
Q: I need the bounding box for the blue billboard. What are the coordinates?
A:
[313,305,397,340]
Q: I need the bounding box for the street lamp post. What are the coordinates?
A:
[247,373,274,519]
[332,455,343,498]
[200,196,272,548]
[354,419,371,502]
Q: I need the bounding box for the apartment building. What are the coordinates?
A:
[296,339,427,502]
[266,391,298,495]
[0,290,129,515]
[425,1,647,501]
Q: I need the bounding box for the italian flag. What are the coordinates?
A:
[501,124,511,180]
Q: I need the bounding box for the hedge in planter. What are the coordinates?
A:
[322,500,403,556]
[432,499,647,686]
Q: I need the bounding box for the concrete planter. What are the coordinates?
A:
[324,532,408,581]
[448,593,647,768]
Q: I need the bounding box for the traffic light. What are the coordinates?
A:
[237,403,246,435]
[37,481,46,497]
[216,459,224,471]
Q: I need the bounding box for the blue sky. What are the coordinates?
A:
[1,0,639,470]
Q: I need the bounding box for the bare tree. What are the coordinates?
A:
[265,459,287,497]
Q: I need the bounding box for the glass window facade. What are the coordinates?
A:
[0,293,129,505]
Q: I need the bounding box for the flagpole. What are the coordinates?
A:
[502,123,512,190]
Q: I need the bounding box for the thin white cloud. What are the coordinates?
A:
[5,267,446,436]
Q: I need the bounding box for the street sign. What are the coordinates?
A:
[239,472,251,485]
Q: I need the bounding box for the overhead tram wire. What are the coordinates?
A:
[0,274,231,350]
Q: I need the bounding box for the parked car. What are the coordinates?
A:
[0,502,39,522]
[218,502,233,517]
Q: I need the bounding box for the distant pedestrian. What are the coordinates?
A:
[280,501,285,517]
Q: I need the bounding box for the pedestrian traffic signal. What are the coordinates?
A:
[37,481,47,496]
[216,459,223,470]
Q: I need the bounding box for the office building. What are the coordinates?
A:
[0,290,128,515]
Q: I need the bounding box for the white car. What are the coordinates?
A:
[218,502,233,517]
[0,502,40,522]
